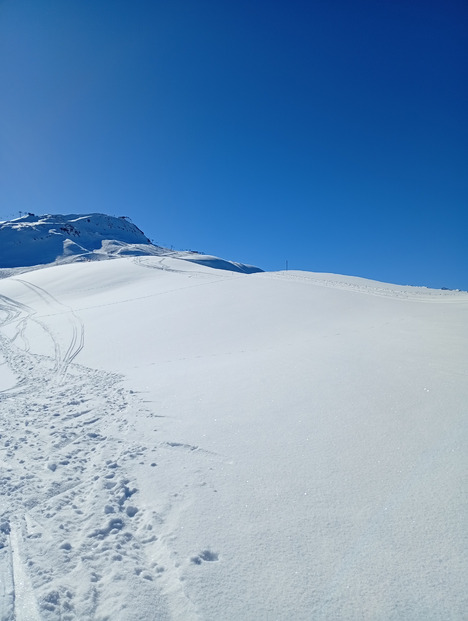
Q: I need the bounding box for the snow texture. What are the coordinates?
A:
[0,214,467,620]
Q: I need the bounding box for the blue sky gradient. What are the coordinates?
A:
[1,0,467,288]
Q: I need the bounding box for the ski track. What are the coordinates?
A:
[132,255,226,279]
[132,257,185,275]
[0,281,205,620]
[263,271,468,302]
[12,279,85,377]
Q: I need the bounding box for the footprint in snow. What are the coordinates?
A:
[190,549,219,565]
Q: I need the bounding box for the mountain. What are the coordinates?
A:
[0,216,467,620]
[0,213,262,274]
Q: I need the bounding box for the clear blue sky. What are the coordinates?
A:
[1,0,467,288]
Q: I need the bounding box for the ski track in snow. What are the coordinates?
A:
[132,257,186,275]
[0,280,204,620]
[132,255,230,279]
[263,271,467,302]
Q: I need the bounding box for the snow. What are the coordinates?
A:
[0,213,152,268]
[0,216,467,620]
[0,213,261,277]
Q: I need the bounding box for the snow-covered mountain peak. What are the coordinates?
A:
[2,212,151,242]
[0,213,153,268]
[0,212,262,274]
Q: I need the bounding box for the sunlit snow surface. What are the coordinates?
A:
[0,254,467,620]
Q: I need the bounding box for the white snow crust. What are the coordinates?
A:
[0,234,467,619]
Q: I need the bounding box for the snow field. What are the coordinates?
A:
[0,255,467,620]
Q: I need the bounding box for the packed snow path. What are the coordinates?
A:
[0,257,467,620]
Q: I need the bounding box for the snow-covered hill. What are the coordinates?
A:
[0,213,262,275]
[0,219,467,620]
[0,213,152,267]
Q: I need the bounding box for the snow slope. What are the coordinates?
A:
[0,252,467,619]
